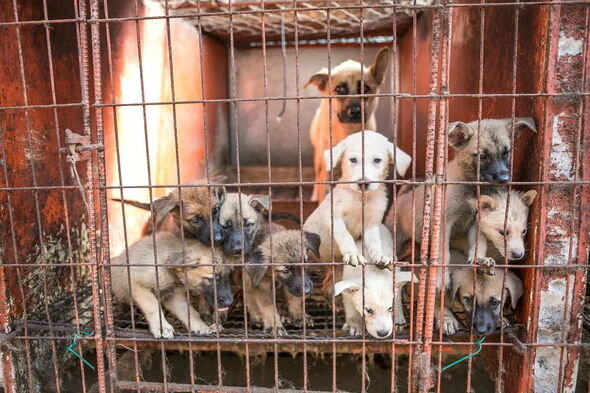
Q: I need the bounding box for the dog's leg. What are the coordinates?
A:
[393,285,407,332]
[467,225,495,275]
[342,294,363,336]
[283,288,313,327]
[244,285,264,326]
[433,296,460,336]
[254,289,286,335]
[163,287,213,335]
[333,217,364,266]
[364,224,393,266]
[131,285,175,339]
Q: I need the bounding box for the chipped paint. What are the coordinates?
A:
[550,114,574,181]
[558,32,583,57]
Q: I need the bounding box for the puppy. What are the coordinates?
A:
[388,118,536,285]
[304,130,411,268]
[111,233,233,338]
[334,224,417,338]
[441,254,523,336]
[112,181,226,246]
[460,189,537,270]
[243,229,321,335]
[306,47,390,201]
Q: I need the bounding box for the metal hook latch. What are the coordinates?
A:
[59,129,103,162]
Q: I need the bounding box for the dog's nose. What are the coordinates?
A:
[218,294,233,307]
[511,250,524,260]
[304,281,313,295]
[214,231,224,244]
[357,178,369,190]
[494,172,510,184]
[347,104,361,118]
[475,323,493,335]
[376,329,390,338]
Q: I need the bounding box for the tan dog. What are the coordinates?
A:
[304,131,412,269]
[440,256,523,336]
[243,229,321,335]
[306,47,390,201]
[111,233,233,338]
[387,118,536,286]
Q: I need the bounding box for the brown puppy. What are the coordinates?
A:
[387,118,536,286]
[112,180,226,247]
[441,260,523,336]
[306,47,390,201]
[243,229,321,335]
[110,233,233,338]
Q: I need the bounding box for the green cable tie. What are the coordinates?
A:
[442,336,485,371]
[66,330,95,370]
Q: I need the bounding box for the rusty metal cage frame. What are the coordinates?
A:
[0,0,588,392]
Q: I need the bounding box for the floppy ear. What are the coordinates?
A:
[449,269,468,304]
[334,280,361,296]
[213,186,227,205]
[369,47,390,85]
[520,190,537,207]
[249,195,271,212]
[152,195,179,224]
[477,195,499,213]
[245,252,268,287]
[504,271,524,309]
[167,251,198,267]
[448,121,475,150]
[305,68,329,91]
[388,142,412,177]
[511,117,537,137]
[323,141,346,172]
[304,231,321,259]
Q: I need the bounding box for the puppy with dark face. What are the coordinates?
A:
[306,47,390,201]
[112,180,226,247]
[441,263,523,336]
[218,193,271,258]
[243,229,321,335]
[110,233,233,338]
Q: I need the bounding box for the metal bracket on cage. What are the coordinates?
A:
[59,129,103,162]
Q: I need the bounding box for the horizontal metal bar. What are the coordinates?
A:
[116,381,345,393]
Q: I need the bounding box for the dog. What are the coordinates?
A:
[306,47,390,201]
[243,229,321,335]
[458,189,537,271]
[304,130,411,270]
[387,118,536,285]
[112,180,226,246]
[334,224,417,338]
[440,252,523,336]
[110,232,233,338]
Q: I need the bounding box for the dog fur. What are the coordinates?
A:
[334,224,417,338]
[440,252,523,336]
[306,47,390,201]
[243,229,321,335]
[304,130,411,270]
[387,118,536,286]
[110,232,233,338]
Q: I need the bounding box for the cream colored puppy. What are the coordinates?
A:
[304,130,411,267]
[335,224,417,338]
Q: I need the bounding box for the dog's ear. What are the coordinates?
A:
[324,141,346,172]
[476,195,499,213]
[213,186,227,205]
[249,195,271,212]
[334,280,361,296]
[520,190,537,207]
[504,271,524,309]
[449,269,468,305]
[303,231,321,259]
[305,68,329,92]
[245,252,268,287]
[388,142,412,177]
[152,195,179,224]
[369,47,390,85]
[448,121,475,150]
[510,117,537,137]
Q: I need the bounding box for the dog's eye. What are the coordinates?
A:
[498,229,505,236]
[373,158,382,164]
[503,149,510,158]
[280,267,290,274]
[204,277,214,283]
[522,228,527,236]
[365,307,374,315]
[489,299,500,308]
[243,220,253,228]
[349,157,358,164]
[357,81,371,94]
[223,221,232,229]
[464,296,474,305]
[191,214,203,223]
[212,206,219,215]
[479,153,488,160]
[387,306,393,313]
[335,84,348,95]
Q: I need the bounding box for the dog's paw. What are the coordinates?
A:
[343,321,363,336]
[284,314,314,328]
[501,317,511,329]
[440,315,460,336]
[264,324,287,336]
[151,321,175,339]
[395,322,408,333]
[343,254,365,266]
[191,322,215,335]
[374,255,394,267]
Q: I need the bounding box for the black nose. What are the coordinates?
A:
[304,281,313,295]
[347,104,361,118]
[357,178,369,190]
[376,329,390,338]
[475,323,493,335]
[494,172,510,183]
[217,294,233,307]
[231,243,242,253]
[511,250,524,260]
[214,232,224,244]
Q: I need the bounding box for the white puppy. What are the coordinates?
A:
[334,224,417,338]
[303,130,411,267]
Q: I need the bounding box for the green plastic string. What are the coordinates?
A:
[66,330,95,370]
[442,336,485,371]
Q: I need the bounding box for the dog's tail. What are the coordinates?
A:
[111,198,152,211]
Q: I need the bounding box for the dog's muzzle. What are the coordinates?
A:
[338,103,364,124]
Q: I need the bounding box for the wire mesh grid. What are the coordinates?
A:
[0,0,588,392]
